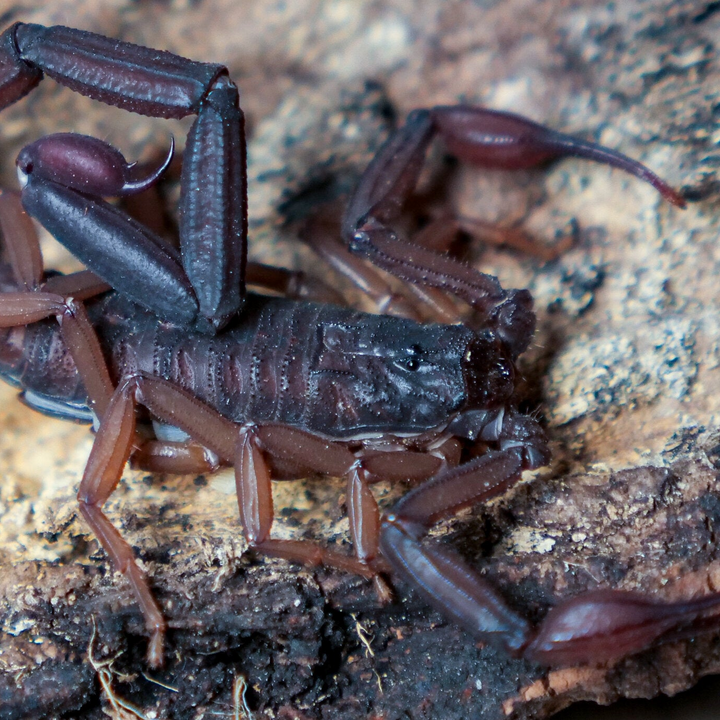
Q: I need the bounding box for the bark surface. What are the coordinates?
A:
[0,1,719,719]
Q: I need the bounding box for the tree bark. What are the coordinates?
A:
[0,1,719,719]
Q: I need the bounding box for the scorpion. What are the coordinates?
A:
[0,21,717,672]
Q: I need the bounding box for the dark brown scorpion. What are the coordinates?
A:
[0,22,716,671]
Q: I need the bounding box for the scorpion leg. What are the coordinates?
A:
[301,212,425,319]
[244,424,452,593]
[345,451,449,601]
[0,190,42,290]
[412,213,570,263]
[0,192,114,417]
[379,413,549,656]
[74,372,242,665]
[77,377,166,667]
[0,201,166,655]
[245,261,347,307]
[237,424,382,577]
[1,23,246,331]
[126,377,380,577]
[345,465,388,597]
[0,290,114,418]
[41,270,111,301]
[131,439,222,476]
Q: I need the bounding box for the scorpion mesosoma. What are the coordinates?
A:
[0,22,716,671]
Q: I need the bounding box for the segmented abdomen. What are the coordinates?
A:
[0,289,471,437]
[110,294,323,428]
[103,292,471,437]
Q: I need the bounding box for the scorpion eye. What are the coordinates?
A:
[397,344,423,372]
[405,356,421,371]
[394,356,422,372]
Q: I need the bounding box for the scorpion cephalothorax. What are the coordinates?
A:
[0,21,716,671]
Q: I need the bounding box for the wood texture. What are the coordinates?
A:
[0,1,719,718]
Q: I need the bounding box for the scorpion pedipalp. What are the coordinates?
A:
[2,21,247,332]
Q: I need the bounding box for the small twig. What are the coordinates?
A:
[233,675,254,720]
[141,671,179,693]
[373,669,384,696]
[351,613,375,658]
[88,619,148,720]
[351,614,383,693]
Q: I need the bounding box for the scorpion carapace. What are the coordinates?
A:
[0,21,714,671]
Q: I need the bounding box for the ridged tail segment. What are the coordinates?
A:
[0,23,42,110]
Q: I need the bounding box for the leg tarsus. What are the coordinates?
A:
[255,538,379,578]
[80,504,167,668]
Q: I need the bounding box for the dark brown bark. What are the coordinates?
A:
[0,1,719,718]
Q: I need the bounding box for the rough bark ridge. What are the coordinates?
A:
[0,1,719,719]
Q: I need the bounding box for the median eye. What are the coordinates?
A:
[394,356,422,372]
[398,344,423,372]
[405,356,421,371]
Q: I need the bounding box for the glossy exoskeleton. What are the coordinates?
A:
[0,22,715,671]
